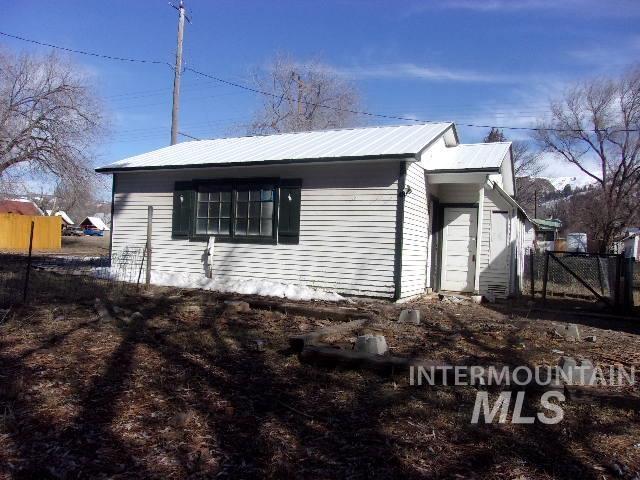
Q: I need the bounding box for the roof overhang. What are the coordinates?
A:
[426,169,499,185]
[95,153,415,174]
[488,179,531,222]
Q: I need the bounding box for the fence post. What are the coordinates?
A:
[614,254,622,309]
[623,257,634,311]
[542,251,550,303]
[530,251,535,300]
[22,221,35,302]
[145,206,153,286]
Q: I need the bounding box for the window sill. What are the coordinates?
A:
[189,235,277,245]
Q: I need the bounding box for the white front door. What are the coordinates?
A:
[441,207,477,292]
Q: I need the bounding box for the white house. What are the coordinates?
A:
[96,123,529,300]
[622,233,640,260]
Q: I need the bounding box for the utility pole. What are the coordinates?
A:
[534,190,538,218]
[170,0,188,145]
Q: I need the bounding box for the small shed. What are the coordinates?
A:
[80,216,110,231]
[623,233,640,260]
[46,210,74,225]
[0,199,43,216]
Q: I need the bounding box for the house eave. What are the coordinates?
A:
[95,153,416,174]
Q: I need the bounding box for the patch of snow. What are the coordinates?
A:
[96,268,345,302]
[540,176,596,191]
[151,271,345,302]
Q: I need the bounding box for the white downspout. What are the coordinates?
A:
[473,183,485,295]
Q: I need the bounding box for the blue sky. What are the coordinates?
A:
[3,0,640,188]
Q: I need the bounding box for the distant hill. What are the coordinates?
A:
[539,176,597,191]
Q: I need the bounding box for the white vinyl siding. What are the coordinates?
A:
[111,161,401,298]
[478,188,513,298]
[400,162,429,298]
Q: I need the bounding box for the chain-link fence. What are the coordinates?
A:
[523,250,636,310]
[0,247,146,308]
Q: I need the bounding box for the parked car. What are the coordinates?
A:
[63,226,84,236]
[83,228,105,237]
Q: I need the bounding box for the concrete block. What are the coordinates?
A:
[557,356,598,385]
[584,335,597,343]
[555,323,580,341]
[355,334,388,355]
[398,309,421,325]
[579,359,597,385]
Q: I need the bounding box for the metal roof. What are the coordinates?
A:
[46,210,74,225]
[81,216,110,231]
[532,218,562,230]
[96,123,453,172]
[0,199,43,216]
[425,142,511,171]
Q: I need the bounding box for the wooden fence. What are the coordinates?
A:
[0,214,61,251]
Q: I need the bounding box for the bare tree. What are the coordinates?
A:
[535,67,640,251]
[246,54,362,135]
[0,48,104,187]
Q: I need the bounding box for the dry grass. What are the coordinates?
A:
[0,288,639,479]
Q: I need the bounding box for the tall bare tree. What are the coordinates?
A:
[535,67,640,251]
[0,48,104,187]
[247,54,362,135]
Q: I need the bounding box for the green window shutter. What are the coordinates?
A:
[172,181,194,237]
[278,180,301,244]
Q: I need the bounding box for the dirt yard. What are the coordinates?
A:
[0,286,639,479]
[58,235,110,256]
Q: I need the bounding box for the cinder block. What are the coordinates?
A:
[355,334,388,355]
[399,309,421,325]
[555,323,580,341]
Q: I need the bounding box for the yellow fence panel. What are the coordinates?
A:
[0,214,62,251]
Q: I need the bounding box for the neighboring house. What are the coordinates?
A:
[0,199,44,216]
[46,210,74,226]
[622,233,639,260]
[531,218,562,251]
[92,212,112,229]
[80,216,110,231]
[96,123,529,300]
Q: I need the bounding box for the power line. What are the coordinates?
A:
[0,31,171,67]
[178,131,201,140]
[2,30,638,134]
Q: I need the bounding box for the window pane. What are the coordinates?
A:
[207,218,219,234]
[208,202,219,218]
[261,189,273,201]
[220,191,231,202]
[220,218,230,234]
[249,189,261,201]
[237,190,248,202]
[236,202,248,218]
[261,201,273,218]
[249,202,260,218]
[235,219,247,235]
[197,192,208,201]
[196,218,207,234]
[197,202,208,217]
[209,191,219,202]
[248,219,260,236]
[220,202,231,218]
[261,218,273,236]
